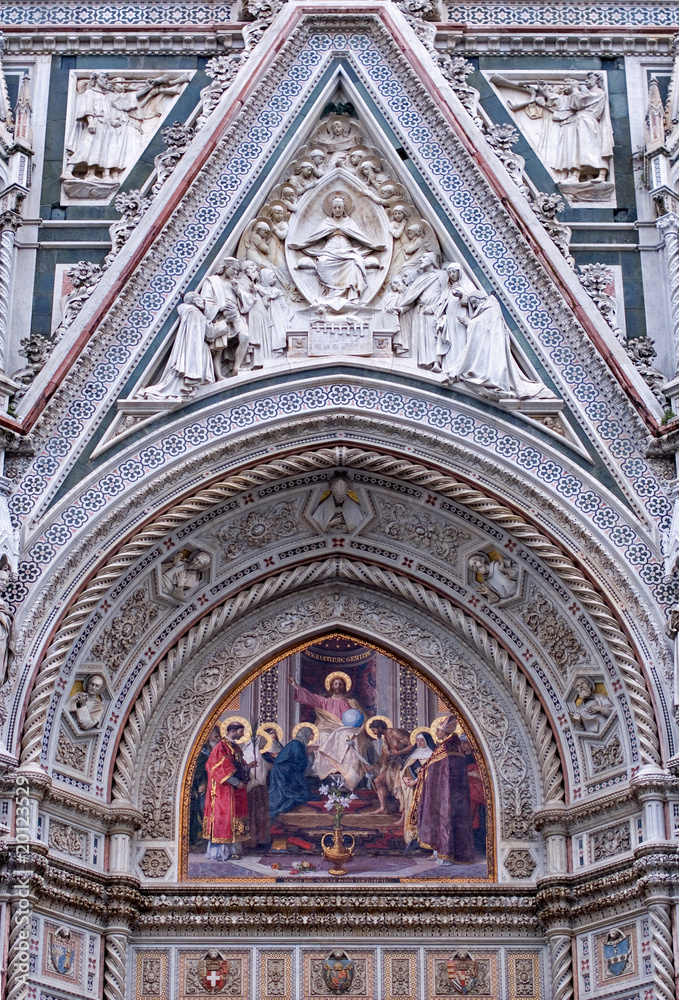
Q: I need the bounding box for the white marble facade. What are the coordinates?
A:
[1,3,679,1000]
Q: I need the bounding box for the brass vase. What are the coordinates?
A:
[321,823,355,876]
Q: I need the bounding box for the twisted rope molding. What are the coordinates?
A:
[112,557,564,807]
[20,445,659,768]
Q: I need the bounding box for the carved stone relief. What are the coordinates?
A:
[486,71,616,207]
[139,848,172,878]
[503,849,537,878]
[308,476,367,534]
[368,496,470,561]
[61,69,192,204]
[90,588,160,677]
[518,586,587,683]
[207,499,305,563]
[468,550,519,603]
[589,821,631,862]
[134,103,554,406]
[55,727,89,772]
[156,549,211,604]
[569,676,614,734]
[65,673,108,731]
[48,820,87,859]
[590,735,624,774]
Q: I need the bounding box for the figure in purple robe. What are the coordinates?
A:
[410,715,476,864]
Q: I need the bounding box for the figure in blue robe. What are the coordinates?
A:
[268,734,313,820]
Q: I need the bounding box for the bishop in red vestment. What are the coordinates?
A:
[202,722,252,859]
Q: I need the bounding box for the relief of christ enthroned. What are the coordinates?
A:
[182,635,493,883]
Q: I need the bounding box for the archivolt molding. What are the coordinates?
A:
[119,567,548,845]
[19,444,660,771]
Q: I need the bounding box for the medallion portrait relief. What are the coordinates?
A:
[182,635,492,882]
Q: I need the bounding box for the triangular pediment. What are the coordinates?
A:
[12,2,662,532]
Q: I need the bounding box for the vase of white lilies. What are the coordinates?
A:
[320,777,357,876]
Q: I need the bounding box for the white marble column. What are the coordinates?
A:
[0,212,20,374]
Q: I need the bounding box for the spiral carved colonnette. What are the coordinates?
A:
[549,934,574,1000]
[649,902,675,1000]
[21,446,658,770]
[112,556,564,805]
[103,933,127,1000]
[5,901,30,1000]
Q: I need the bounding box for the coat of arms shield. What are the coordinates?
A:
[603,929,630,977]
[198,950,230,993]
[49,928,75,976]
[322,950,355,993]
[447,951,479,995]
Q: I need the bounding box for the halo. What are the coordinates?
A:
[365,715,393,739]
[324,670,352,693]
[292,721,320,744]
[218,716,252,744]
[265,199,289,217]
[380,180,408,197]
[252,216,272,232]
[326,114,352,134]
[346,145,371,160]
[258,722,284,744]
[322,190,353,218]
[431,715,460,742]
[359,155,382,171]
[389,202,412,219]
[410,725,434,746]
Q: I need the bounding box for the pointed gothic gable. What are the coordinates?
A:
[12,11,659,453]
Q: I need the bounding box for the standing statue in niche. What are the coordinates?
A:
[288,191,386,307]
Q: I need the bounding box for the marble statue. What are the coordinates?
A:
[570,677,613,734]
[444,290,553,400]
[393,253,448,367]
[468,551,519,602]
[287,190,387,308]
[199,258,253,377]
[161,550,211,598]
[142,292,215,400]
[67,674,106,731]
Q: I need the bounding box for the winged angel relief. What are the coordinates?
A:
[140,108,553,405]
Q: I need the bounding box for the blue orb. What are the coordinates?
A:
[342,708,364,728]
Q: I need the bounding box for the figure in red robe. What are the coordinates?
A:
[202,721,254,860]
[410,715,476,864]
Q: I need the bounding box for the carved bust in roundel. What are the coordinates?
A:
[285,170,392,310]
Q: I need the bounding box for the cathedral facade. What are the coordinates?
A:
[1,0,679,997]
